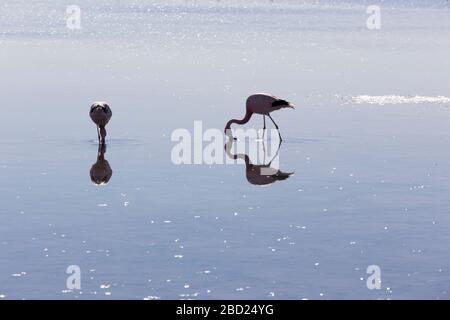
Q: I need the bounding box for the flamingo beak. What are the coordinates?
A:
[288,102,295,109]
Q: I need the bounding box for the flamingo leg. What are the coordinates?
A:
[97,125,101,142]
[268,114,282,141]
[262,138,266,164]
[268,139,282,166]
[97,142,102,158]
[262,115,266,139]
[267,114,279,129]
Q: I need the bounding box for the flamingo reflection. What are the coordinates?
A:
[90,143,113,185]
[225,138,293,186]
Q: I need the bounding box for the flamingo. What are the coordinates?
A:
[89,101,112,143]
[90,143,113,185]
[224,138,294,186]
[224,94,294,141]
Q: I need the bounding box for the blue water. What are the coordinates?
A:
[0,0,449,299]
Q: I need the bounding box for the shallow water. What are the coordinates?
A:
[1,0,450,299]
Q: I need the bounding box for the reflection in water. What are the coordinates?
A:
[90,143,113,185]
[225,138,294,186]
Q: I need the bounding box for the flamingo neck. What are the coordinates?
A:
[224,140,250,165]
[225,109,253,133]
[236,153,250,165]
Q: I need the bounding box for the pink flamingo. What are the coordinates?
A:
[89,101,112,143]
[224,93,294,141]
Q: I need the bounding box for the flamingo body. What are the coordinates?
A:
[246,93,285,115]
[245,158,294,186]
[90,101,112,143]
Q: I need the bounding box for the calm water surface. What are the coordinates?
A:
[0,0,450,299]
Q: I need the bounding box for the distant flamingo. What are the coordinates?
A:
[90,101,112,143]
[224,94,294,141]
